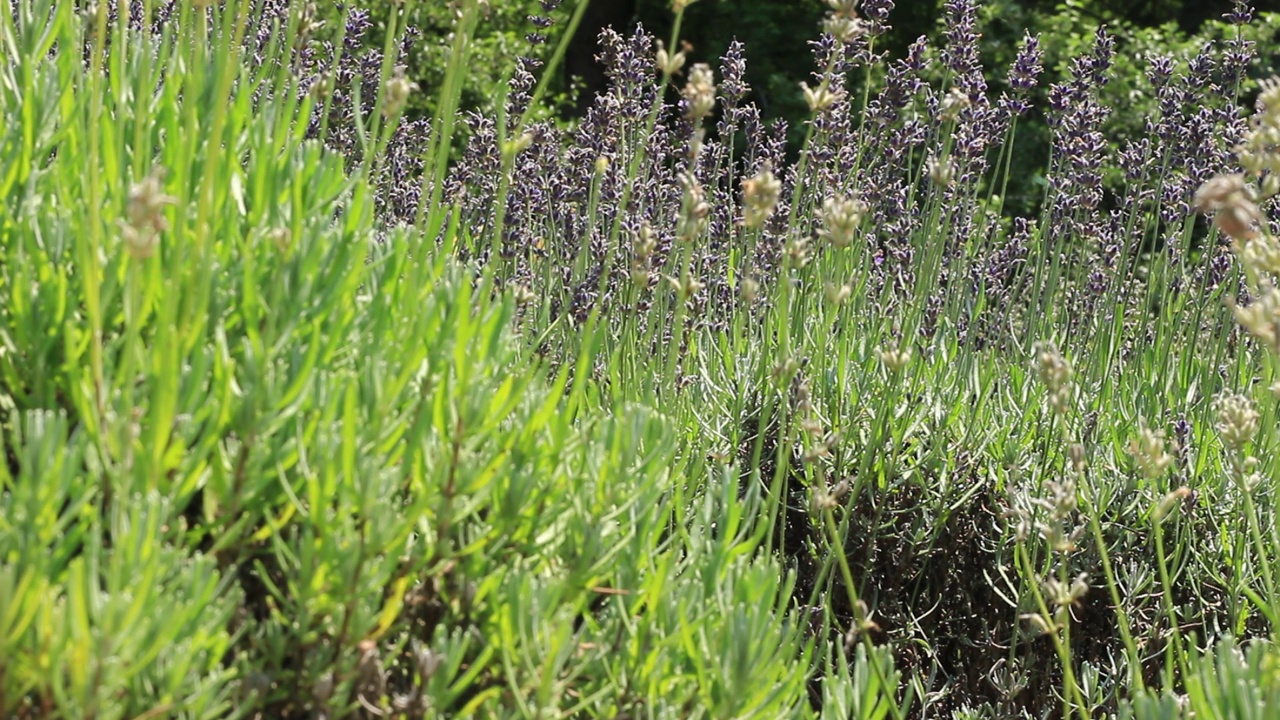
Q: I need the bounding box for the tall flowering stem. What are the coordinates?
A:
[1182,66,1280,667]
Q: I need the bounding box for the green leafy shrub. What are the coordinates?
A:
[0,2,826,716]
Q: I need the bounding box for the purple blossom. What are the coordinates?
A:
[861,0,894,37]
[1009,32,1043,92]
[719,40,750,105]
[1225,0,1253,25]
[941,0,981,85]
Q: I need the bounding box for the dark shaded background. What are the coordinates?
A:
[564,0,1280,122]
[351,0,1280,216]
[552,0,1280,217]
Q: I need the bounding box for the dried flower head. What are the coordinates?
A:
[800,418,825,436]
[800,81,843,114]
[785,236,812,269]
[803,438,832,463]
[682,63,717,121]
[1037,481,1084,555]
[1257,76,1280,122]
[292,2,323,46]
[1041,476,1078,520]
[823,15,868,44]
[1237,233,1280,278]
[940,87,971,122]
[667,270,705,300]
[812,477,851,512]
[655,40,686,76]
[633,223,657,261]
[267,227,291,254]
[1066,442,1087,474]
[1042,572,1090,610]
[510,284,538,306]
[877,342,911,373]
[1229,280,1280,354]
[126,169,175,235]
[120,167,177,261]
[1194,174,1260,241]
[1032,341,1073,414]
[676,172,711,240]
[824,281,852,306]
[818,194,866,248]
[741,165,782,228]
[1129,422,1177,480]
[824,0,858,14]
[1195,174,1254,211]
[926,154,958,188]
[309,73,334,100]
[843,599,879,651]
[1021,611,1057,637]
[1213,392,1259,453]
[384,67,419,118]
[1153,487,1193,522]
[1239,77,1280,178]
[1008,475,1084,558]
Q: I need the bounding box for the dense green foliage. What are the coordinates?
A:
[0,2,813,717]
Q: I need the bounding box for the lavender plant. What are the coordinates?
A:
[10,0,1280,718]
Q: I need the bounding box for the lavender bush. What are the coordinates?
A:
[7,0,1280,718]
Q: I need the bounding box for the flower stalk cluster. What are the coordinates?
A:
[1197,78,1280,361]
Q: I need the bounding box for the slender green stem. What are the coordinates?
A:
[823,509,906,720]
[1015,543,1088,719]
[1152,513,1188,686]
[1080,487,1144,692]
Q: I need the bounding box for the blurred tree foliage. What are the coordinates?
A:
[978,2,1280,215]
[623,0,1280,216]
[353,0,1280,123]
[629,0,1280,90]
[351,0,1280,214]
[316,1,578,124]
